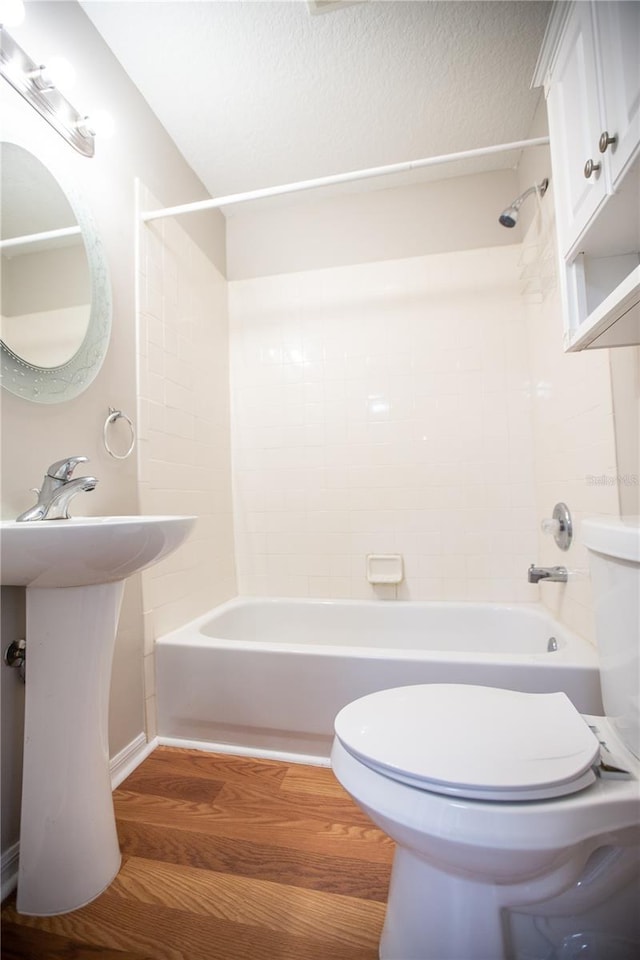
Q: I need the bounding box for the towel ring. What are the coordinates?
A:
[103,406,135,460]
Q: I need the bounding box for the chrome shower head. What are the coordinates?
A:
[498,178,549,228]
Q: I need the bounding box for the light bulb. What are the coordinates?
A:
[0,0,26,27]
[43,56,76,92]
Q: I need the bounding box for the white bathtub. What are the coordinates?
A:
[155,597,603,762]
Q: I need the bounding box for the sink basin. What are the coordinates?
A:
[0,515,196,587]
[3,514,196,917]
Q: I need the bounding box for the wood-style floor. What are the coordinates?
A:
[1,746,394,959]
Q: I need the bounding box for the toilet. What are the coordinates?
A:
[331,517,640,960]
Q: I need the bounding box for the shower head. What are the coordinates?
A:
[499,178,549,228]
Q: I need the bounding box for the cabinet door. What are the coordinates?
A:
[595,0,640,186]
[546,1,607,255]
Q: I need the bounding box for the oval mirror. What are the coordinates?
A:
[0,142,111,403]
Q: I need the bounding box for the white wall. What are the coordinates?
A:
[610,346,640,519]
[227,168,524,280]
[523,226,619,641]
[230,245,539,603]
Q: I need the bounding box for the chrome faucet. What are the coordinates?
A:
[528,564,568,584]
[16,456,98,522]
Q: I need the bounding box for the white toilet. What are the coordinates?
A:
[331,518,640,960]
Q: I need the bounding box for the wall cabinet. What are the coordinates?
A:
[595,1,640,187]
[534,1,640,351]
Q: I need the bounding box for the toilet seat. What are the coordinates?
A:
[334,684,601,801]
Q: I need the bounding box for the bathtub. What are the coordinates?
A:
[155,597,603,762]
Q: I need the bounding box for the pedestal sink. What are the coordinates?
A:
[0,515,196,916]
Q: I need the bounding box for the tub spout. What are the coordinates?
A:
[528,564,568,584]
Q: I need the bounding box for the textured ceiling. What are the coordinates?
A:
[81,0,550,203]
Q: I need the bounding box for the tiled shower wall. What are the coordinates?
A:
[136,185,237,734]
[524,280,620,642]
[229,246,541,603]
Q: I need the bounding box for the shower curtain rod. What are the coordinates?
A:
[141,136,550,223]
[0,225,82,251]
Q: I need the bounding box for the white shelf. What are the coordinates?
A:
[566,265,640,351]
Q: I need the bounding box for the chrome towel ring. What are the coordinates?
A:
[103,406,135,460]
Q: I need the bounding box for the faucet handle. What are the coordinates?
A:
[46,456,89,481]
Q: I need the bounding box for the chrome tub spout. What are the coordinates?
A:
[528,564,568,584]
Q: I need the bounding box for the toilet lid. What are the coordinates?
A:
[334,684,601,801]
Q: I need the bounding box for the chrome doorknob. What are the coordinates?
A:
[598,130,617,153]
[584,158,601,179]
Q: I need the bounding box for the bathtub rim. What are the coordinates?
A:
[155,596,598,667]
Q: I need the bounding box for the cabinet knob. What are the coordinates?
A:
[598,130,617,154]
[584,158,601,179]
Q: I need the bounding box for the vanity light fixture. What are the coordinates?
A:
[0,25,95,157]
[74,109,115,140]
[26,57,76,93]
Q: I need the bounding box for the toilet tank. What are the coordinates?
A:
[583,517,640,760]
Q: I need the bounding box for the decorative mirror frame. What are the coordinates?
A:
[0,141,112,403]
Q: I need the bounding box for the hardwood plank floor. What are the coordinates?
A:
[1,747,393,959]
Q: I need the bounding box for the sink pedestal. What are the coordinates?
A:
[17,581,125,915]
[0,514,196,914]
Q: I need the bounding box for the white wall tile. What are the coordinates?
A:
[229,247,539,603]
[136,192,628,659]
[523,231,619,644]
[136,185,237,645]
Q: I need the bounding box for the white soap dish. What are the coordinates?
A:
[366,554,404,585]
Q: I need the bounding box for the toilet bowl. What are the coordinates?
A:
[332,694,639,960]
[331,518,640,960]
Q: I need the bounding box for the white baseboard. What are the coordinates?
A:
[156,735,331,767]
[110,732,158,789]
[1,732,158,902]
